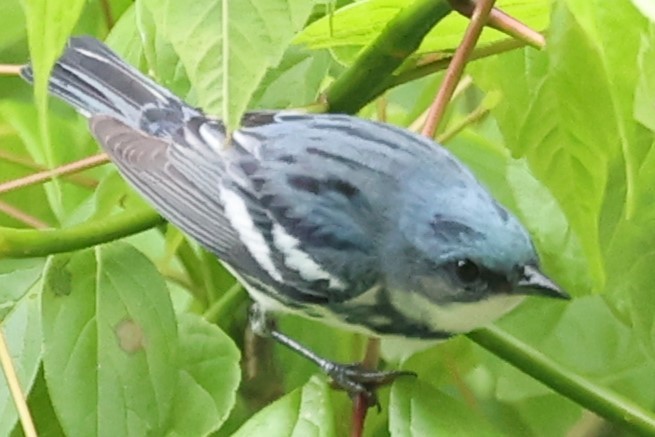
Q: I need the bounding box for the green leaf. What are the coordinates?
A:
[0,258,44,317]
[0,0,26,51]
[635,24,655,133]
[232,376,336,437]
[41,243,178,436]
[389,379,502,436]
[494,296,655,408]
[505,160,592,294]
[0,259,44,436]
[23,366,65,437]
[624,253,655,363]
[472,1,649,292]
[140,0,323,130]
[250,46,333,110]
[19,0,87,218]
[167,314,241,436]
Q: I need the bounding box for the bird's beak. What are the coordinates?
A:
[517,265,570,300]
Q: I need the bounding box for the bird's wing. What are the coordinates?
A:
[90,115,241,254]
[90,114,378,306]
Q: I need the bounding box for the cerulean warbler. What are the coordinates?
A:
[21,37,568,402]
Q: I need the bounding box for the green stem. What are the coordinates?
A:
[204,282,246,327]
[0,206,164,257]
[467,326,655,436]
[325,0,452,114]
[175,236,210,306]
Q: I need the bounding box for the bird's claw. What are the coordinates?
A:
[322,362,416,409]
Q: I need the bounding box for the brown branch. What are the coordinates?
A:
[99,0,115,29]
[0,330,37,437]
[0,65,22,75]
[448,0,545,49]
[351,394,369,437]
[422,0,497,138]
[0,153,109,195]
[0,201,50,229]
[0,149,98,189]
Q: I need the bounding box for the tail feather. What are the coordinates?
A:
[20,36,181,127]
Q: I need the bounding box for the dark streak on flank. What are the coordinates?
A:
[278,154,296,163]
[288,175,321,194]
[287,175,359,199]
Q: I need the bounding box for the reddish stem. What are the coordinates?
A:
[422,0,497,138]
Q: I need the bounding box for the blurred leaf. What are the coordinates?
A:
[623,253,655,363]
[0,261,43,436]
[20,0,87,218]
[494,296,655,408]
[0,0,26,51]
[635,24,655,133]
[232,376,336,437]
[505,160,591,294]
[140,0,323,130]
[20,0,85,106]
[0,258,44,318]
[250,46,333,110]
[389,378,502,436]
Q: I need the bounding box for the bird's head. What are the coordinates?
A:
[380,159,568,335]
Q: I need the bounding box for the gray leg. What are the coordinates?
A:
[249,304,416,407]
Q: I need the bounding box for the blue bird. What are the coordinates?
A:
[21,36,568,404]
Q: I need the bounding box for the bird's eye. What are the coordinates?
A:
[455,259,480,284]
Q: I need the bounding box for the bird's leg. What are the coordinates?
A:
[248,304,416,408]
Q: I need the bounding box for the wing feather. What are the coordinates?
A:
[90,115,240,256]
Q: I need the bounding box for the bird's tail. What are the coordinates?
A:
[20,36,181,125]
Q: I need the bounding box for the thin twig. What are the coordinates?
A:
[422,0,497,138]
[376,96,388,123]
[0,65,22,75]
[0,153,108,195]
[0,149,98,189]
[389,38,525,90]
[437,104,490,144]
[409,76,474,133]
[0,329,37,437]
[351,395,368,437]
[0,201,49,229]
[448,0,545,49]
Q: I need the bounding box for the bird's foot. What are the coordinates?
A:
[322,362,416,409]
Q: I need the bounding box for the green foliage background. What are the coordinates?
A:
[1,0,655,435]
